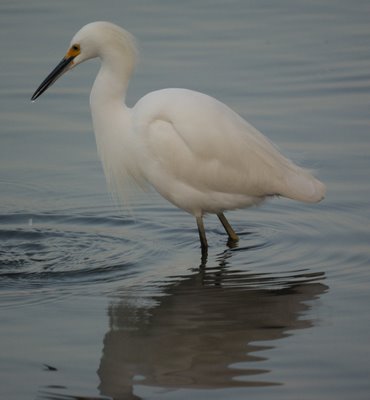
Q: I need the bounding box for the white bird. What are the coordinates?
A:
[31,21,325,254]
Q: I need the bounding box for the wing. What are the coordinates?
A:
[132,88,324,202]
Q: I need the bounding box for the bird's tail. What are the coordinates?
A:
[280,166,326,203]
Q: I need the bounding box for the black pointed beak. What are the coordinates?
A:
[31,56,75,101]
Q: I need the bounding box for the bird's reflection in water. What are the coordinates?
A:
[97,254,327,400]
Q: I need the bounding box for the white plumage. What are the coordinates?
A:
[31,21,325,253]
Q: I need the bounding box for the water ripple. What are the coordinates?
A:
[1,196,366,310]
[0,211,153,306]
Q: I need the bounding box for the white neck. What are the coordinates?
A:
[89,52,144,200]
[92,44,135,101]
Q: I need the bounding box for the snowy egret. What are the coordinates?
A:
[31,21,325,254]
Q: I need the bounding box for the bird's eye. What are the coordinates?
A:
[66,44,80,59]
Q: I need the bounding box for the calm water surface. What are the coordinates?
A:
[1,1,370,399]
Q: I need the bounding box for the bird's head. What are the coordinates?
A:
[31,21,137,101]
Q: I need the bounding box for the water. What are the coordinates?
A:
[1,1,370,399]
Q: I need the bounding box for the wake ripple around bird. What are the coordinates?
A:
[2,197,352,309]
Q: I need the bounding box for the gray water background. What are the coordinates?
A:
[1,1,370,399]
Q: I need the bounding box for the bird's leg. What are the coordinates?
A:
[217,212,239,242]
[196,216,208,255]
